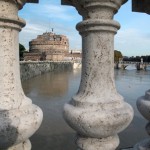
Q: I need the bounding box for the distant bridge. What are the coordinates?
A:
[114,61,150,70]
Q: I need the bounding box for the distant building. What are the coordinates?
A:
[64,50,82,61]
[24,32,69,61]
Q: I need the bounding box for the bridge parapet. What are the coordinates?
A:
[1,0,150,149]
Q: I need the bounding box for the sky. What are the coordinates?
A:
[19,0,150,57]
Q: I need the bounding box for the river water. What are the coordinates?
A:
[22,69,150,150]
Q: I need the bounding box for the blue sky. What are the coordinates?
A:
[19,0,150,57]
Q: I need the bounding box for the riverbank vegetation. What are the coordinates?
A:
[114,50,123,62]
[19,43,26,60]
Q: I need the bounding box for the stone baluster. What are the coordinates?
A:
[0,0,43,149]
[62,0,134,150]
[134,90,150,149]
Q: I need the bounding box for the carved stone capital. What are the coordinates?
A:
[0,0,26,31]
[62,0,128,20]
[15,0,27,9]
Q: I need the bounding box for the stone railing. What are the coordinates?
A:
[0,0,149,150]
[20,61,73,81]
[0,0,43,149]
[62,0,133,150]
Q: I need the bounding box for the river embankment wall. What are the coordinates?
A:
[20,61,73,81]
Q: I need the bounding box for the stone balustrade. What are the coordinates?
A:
[134,90,150,149]
[62,0,134,150]
[0,0,150,150]
[0,0,43,149]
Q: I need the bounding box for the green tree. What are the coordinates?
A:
[19,43,26,60]
[114,50,123,62]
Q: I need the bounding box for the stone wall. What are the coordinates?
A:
[29,32,69,54]
[30,43,68,52]
[20,61,73,81]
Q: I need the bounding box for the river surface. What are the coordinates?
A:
[22,69,150,150]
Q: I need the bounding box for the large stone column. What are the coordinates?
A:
[134,90,150,150]
[0,0,43,149]
[63,0,134,150]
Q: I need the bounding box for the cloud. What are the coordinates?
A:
[34,4,75,21]
[23,24,45,34]
[115,28,150,56]
[19,1,82,50]
[19,20,81,50]
[19,0,150,56]
[21,2,80,22]
[19,22,48,49]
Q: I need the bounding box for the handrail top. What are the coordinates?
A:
[27,0,39,3]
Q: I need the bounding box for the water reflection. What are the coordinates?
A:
[115,70,149,149]
[23,71,70,97]
[125,65,136,70]
[22,69,150,150]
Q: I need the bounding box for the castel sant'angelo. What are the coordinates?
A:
[24,32,69,61]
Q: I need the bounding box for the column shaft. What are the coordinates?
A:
[0,0,43,149]
[63,0,134,150]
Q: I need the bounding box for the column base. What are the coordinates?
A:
[7,140,31,150]
[134,138,150,150]
[76,135,119,150]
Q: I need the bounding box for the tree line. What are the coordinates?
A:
[123,56,150,62]
[114,50,123,62]
[19,43,26,60]
[114,50,150,63]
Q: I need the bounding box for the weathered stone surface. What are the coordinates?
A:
[134,138,150,150]
[20,61,73,81]
[76,135,120,150]
[0,0,43,149]
[7,140,31,150]
[134,90,150,150]
[63,0,134,150]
